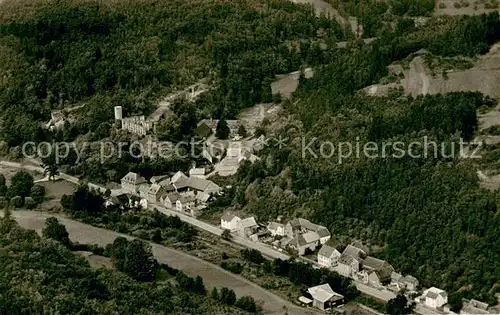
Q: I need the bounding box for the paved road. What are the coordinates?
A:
[153,205,290,261]
[7,210,316,315]
[354,282,396,302]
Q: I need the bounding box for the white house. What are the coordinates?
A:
[189,168,205,178]
[120,172,147,193]
[317,244,341,268]
[161,193,181,209]
[267,222,285,237]
[221,214,241,231]
[147,184,164,202]
[419,287,448,309]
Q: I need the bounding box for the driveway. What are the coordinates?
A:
[7,210,316,315]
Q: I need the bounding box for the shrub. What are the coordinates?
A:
[10,196,23,208]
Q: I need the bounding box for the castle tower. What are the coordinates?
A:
[114,106,123,120]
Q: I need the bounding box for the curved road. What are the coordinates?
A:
[8,210,317,315]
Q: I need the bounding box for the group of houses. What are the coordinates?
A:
[278,218,331,255]
[114,169,221,217]
[316,243,418,291]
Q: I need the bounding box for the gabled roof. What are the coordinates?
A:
[189,168,205,176]
[150,175,169,184]
[178,194,196,203]
[222,213,240,222]
[318,244,340,259]
[402,275,419,285]
[302,231,320,244]
[342,244,366,260]
[363,256,394,282]
[171,171,188,183]
[164,192,181,203]
[196,191,211,203]
[267,222,284,231]
[121,172,147,185]
[316,227,331,238]
[423,287,447,300]
[174,177,221,192]
[391,271,403,282]
[239,217,258,229]
[308,284,343,303]
[148,184,163,194]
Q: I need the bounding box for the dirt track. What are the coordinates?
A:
[8,210,317,315]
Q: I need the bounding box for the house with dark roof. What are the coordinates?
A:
[317,244,341,268]
[417,287,448,309]
[120,172,147,193]
[362,256,395,287]
[175,194,196,213]
[287,231,320,255]
[307,284,344,310]
[236,217,259,238]
[284,218,331,244]
[147,183,165,202]
[150,175,170,184]
[335,244,366,277]
[173,177,221,195]
[460,299,490,314]
[160,192,181,209]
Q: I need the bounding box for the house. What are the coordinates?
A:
[138,183,150,200]
[460,299,490,314]
[402,275,419,291]
[176,195,196,212]
[335,245,366,277]
[236,217,259,238]
[150,175,170,184]
[147,184,164,202]
[174,177,221,195]
[362,256,395,287]
[418,287,448,309]
[267,222,285,237]
[161,193,181,209]
[287,232,319,256]
[196,121,213,138]
[307,284,344,311]
[284,218,330,243]
[317,244,341,268]
[120,172,147,193]
[189,168,205,178]
[104,193,132,209]
[196,191,211,204]
[390,272,403,290]
[171,171,188,184]
[221,214,241,231]
[316,227,331,245]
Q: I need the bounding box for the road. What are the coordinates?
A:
[7,210,316,315]
[2,159,395,303]
[153,205,290,261]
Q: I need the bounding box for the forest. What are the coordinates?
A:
[0,0,346,148]
[214,12,500,306]
[0,214,253,314]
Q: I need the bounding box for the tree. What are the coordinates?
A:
[210,287,219,300]
[387,294,415,315]
[235,296,257,313]
[8,171,34,198]
[42,217,71,247]
[219,287,236,305]
[111,238,159,282]
[30,184,45,204]
[215,118,230,139]
[221,229,232,241]
[237,125,247,138]
[42,154,60,181]
[193,275,206,295]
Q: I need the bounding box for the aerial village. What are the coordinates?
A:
[44,78,498,315]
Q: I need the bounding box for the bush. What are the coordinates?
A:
[42,217,71,247]
[10,196,23,208]
[0,197,7,209]
[30,184,46,204]
[24,197,37,209]
[235,296,257,313]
